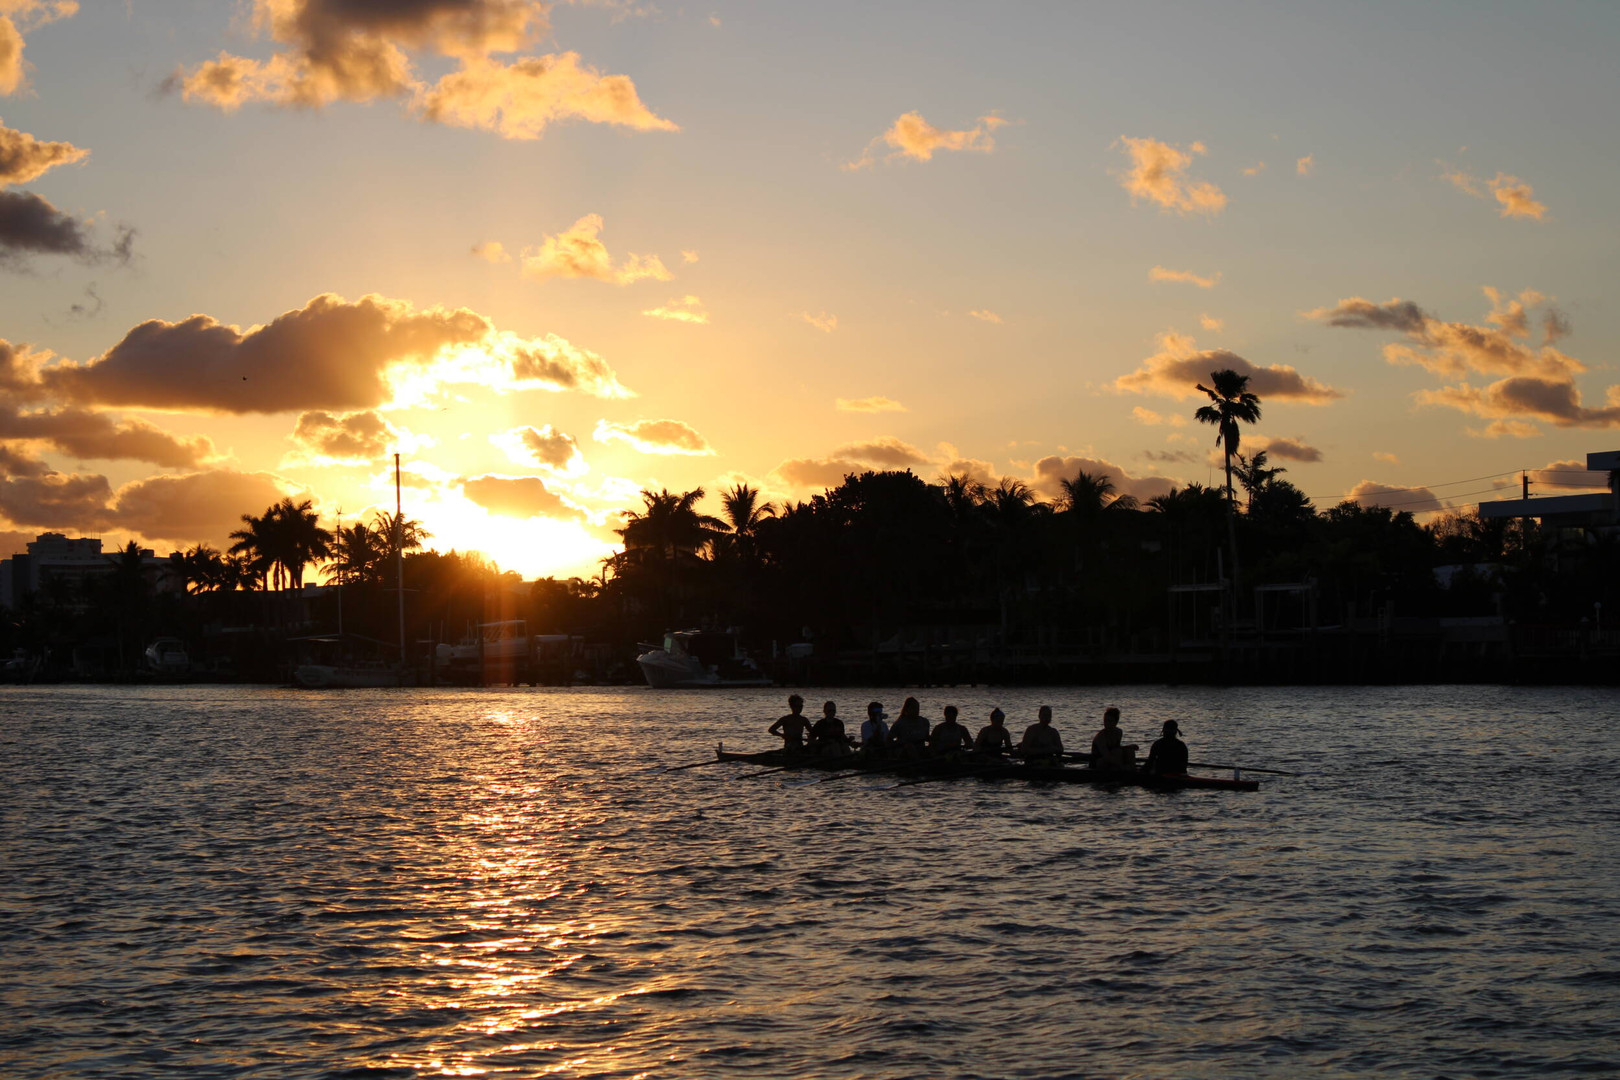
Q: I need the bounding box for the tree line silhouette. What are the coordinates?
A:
[3,371,1615,682]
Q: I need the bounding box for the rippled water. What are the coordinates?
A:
[2,684,1618,1079]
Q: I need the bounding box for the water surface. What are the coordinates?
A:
[1,684,1616,1078]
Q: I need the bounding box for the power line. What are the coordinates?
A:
[1304,465,1610,506]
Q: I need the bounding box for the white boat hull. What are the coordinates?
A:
[636,650,773,689]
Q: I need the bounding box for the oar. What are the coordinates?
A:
[1185,760,1305,777]
[662,758,734,772]
[735,764,803,779]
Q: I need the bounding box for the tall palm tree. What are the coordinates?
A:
[719,483,774,559]
[230,498,333,591]
[618,488,727,562]
[1195,369,1263,507]
[326,522,385,585]
[270,498,333,590]
[372,510,431,563]
[228,510,277,590]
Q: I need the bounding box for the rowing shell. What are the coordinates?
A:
[713,745,1260,792]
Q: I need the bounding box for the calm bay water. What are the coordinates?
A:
[1,683,1617,1079]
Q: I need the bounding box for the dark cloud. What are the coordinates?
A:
[1257,436,1323,463]
[1348,481,1441,514]
[45,293,492,414]
[0,405,214,467]
[291,409,396,462]
[1140,449,1200,464]
[0,189,89,258]
[498,423,582,470]
[461,474,582,519]
[1420,376,1620,429]
[830,437,928,468]
[0,469,113,529]
[1307,297,1428,333]
[111,470,292,546]
[1115,332,1342,403]
[0,444,47,477]
[1031,455,1179,502]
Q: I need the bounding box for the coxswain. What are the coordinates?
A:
[974,708,1013,754]
[1089,707,1138,773]
[888,696,931,758]
[768,694,813,754]
[860,701,890,754]
[1142,719,1190,775]
[929,705,973,755]
[808,700,851,756]
[1017,705,1064,764]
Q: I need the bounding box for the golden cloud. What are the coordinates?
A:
[29,292,629,414]
[290,409,396,463]
[0,460,295,545]
[848,110,1006,169]
[417,53,678,139]
[173,2,675,139]
[1312,289,1618,429]
[0,119,87,186]
[1242,161,1266,177]
[1440,164,1548,221]
[772,436,930,488]
[1149,265,1220,289]
[968,309,1003,324]
[1199,313,1224,330]
[1115,136,1226,215]
[1296,154,1314,176]
[0,1,76,97]
[1114,331,1342,403]
[0,404,214,467]
[470,240,511,263]
[593,417,713,455]
[642,295,708,324]
[797,311,837,333]
[519,213,671,285]
[461,473,584,520]
[112,469,296,545]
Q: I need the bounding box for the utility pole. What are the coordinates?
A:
[395,453,406,685]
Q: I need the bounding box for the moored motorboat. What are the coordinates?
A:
[637,630,773,688]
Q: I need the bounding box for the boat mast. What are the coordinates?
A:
[395,452,406,683]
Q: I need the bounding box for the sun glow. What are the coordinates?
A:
[422,501,618,581]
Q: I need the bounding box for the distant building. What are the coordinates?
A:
[0,533,176,609]
[1479,450,1620,532]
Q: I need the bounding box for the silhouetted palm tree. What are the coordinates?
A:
[718,483,774,560]
[1234,450,1285,512]
[326,523,384,585]
[618,488,726,562]
[1195,369,1262,506]
[230,498,332,590]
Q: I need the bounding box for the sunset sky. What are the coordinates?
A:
[2,1,1617,579]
